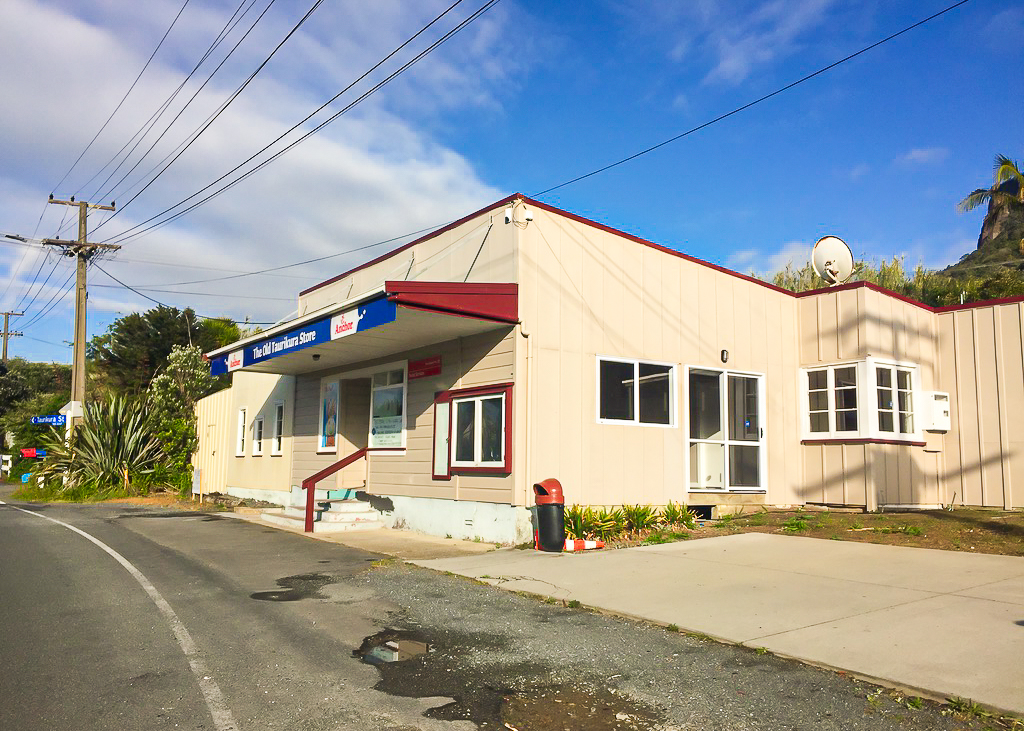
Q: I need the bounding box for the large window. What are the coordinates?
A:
[802,360,920,442]
[272,401,285,455]
[432,383,512,477]
[597,357,675,426]
[370,369,405,448]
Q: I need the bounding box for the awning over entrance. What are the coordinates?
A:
[207,281,517,376]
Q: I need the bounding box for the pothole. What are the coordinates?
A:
[250,572,335,601]
[354,628,664,729]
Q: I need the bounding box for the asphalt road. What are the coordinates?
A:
[0,493,991,731]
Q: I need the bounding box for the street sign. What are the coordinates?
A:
[31,414,66,426]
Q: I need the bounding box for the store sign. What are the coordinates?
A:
[20,448,46,459]
[210,297,398,376]
[330,308,361,339]
[30,414,66,426]
[408,355,442,380]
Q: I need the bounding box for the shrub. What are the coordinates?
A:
[662,501,698,529]
[564,505,597,540]
[622,504,663,533]
[33,396,163,499]
[593,507,626,540]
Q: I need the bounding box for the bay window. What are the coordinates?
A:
[802,359,921,442]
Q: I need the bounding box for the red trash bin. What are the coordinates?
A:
[533,478,566,552]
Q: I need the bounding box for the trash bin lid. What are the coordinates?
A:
[533,478,564,505]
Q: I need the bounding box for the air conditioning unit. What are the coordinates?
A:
[921,391,951,432]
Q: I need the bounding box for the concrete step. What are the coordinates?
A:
[262,511,384,534]
[282,503,378,520]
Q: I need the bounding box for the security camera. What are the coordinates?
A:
[503,207,514,224]
[522,206,533,222]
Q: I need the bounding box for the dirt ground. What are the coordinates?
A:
[633,507,1024,557]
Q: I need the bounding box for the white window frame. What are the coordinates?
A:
[595,355,677,428]
[236,408,247,457]
[683,366,767,494]
[800,358,922,442]
[252,416,264,456]
[368,364,408,450]
[450,391,507,468]
[271,401,285,456]
[802,362,865,439]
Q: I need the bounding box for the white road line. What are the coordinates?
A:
[0,500,239,731]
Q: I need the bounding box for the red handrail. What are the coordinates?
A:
[302,448,368,532]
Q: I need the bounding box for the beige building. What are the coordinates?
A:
[196,194,1023,542]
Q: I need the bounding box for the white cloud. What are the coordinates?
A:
[849,163,870,180]
[724,240,810,275]
[612,0,837,86]
[895,147,950,166]
[0,0,528,356]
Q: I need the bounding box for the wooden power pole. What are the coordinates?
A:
[1,311,23,362]
[44,197,119,423]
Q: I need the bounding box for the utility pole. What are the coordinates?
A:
[1,312,23,362]
[44,196,118,426]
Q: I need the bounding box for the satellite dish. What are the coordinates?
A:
[811,235,854,286]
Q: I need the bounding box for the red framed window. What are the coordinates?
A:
[432,383,512,479]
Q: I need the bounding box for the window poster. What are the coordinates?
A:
[320,380,339,451]
[371,385,404,448]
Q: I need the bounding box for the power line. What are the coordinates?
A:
[93,0,322,230]
[91,262,277,324]
[52,0,193,195]
[65,0,262,218]
[533,0,973,197]
[90,282,294,301]
[90,0,284,208]
[99,0,500,246]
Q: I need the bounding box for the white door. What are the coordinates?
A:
[687,369,765,492]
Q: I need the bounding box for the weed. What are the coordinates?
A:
[544,597,556,604]
[567,599,582,609]
[472,536,483,543]
[666,624,680,633]
[643,529,690,545]
[756,647,769,655]
[445,534,452,539]
[906,697,924,710]
[948,697,987,717]
[782,515,811,533]
[480,574,492,579]
[852,521,863,529]
[874,525,923,536]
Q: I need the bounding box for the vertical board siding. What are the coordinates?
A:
[289,330,516,504]
[520,207,802,508]
[194,388,232,495]
[938,303,1023,508]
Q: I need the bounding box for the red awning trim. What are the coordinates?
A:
[385,281,518,324]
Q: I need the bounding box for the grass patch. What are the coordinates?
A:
[666,624,680,633]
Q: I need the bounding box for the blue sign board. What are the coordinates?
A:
[31,414,66,426]
[210,296,397,376]
[21,472,31,483]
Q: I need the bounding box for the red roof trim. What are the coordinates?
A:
[935,295,1024,313]
[299,191,1024,316]
[794,280,934,312]
[518,196,795,297]
[386,281,518,324]
[300,194,521,296]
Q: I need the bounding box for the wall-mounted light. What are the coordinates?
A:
[721,349,729,363]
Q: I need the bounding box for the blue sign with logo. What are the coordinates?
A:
[31,414,66,426]
[210,296,397,376]
[21,472,31,483]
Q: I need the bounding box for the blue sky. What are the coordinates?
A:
[0,0,1021,363]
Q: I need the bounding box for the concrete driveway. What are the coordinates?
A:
[412,533,1024,715]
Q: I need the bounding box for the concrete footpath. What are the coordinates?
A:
[411,533,1024,716]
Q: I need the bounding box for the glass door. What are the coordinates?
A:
[688,369,764,491]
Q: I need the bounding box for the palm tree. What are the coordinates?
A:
[959,155,1024,255]
[959,155,1023,212]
